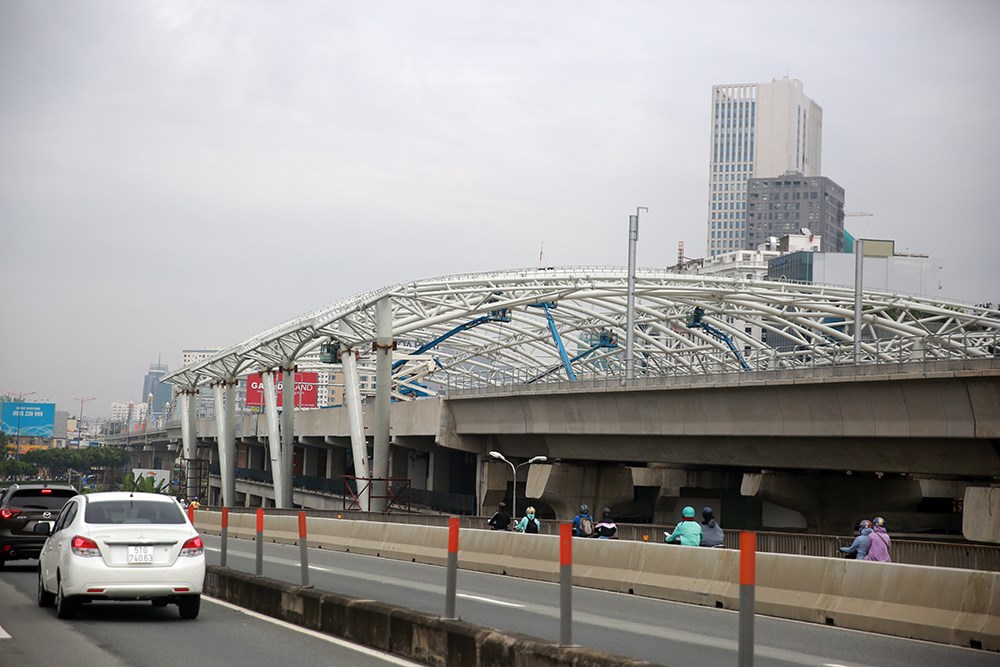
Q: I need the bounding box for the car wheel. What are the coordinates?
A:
[55,577,79,619]
[37,569,55,607]
[177,594,200,619]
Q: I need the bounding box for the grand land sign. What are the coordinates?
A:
[244,372,318,408]
[1,402,56,438]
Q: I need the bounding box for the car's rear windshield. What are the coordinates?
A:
[8,489,77,510]
[85,500,185,525]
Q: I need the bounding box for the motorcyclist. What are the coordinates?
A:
[573,504,595,537]
[699,506,724,547]
[487,501,511,531]
[592,507,618,539]
[664,506,703,546]
[839,519,873,559]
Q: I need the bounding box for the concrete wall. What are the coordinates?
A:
[196,512,1000,651]
[204,566,657,667]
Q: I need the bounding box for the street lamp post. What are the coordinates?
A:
[69,395,96,447]
[625,206,648,381]
[488,451,548,521]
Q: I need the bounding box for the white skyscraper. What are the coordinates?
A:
[707,77,823,256]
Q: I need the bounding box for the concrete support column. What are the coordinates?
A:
[341,347,370,509]
[427,449,450,492]
[279,367,295,508]
[323,436,349,478]
[742,471,923,533]
[372,296,393,511]
[261,370,290,508]
[964,486,1000,543]
[212,381,237,508]
[179,389,199,501]
[523,463,634,520]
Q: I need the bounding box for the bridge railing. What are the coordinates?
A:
[444,355,1000,397]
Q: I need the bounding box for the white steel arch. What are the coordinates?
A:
[162,266,1000,398]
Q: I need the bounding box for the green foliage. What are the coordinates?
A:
[0,459,37,478]
[120,470,170,494]
[21,446,132,477]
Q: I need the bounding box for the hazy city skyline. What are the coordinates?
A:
[2,1,998,419]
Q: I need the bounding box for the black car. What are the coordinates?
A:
[0,483,78,567]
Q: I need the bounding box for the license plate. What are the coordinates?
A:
[127,545,154,563]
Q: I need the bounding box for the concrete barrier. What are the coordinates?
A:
[204,565,659,667]
[196,512,1000,651]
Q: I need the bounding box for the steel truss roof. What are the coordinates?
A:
[162,266,1000,399]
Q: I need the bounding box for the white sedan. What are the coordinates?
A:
[36,491,205,619]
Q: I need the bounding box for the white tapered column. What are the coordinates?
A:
[213,381,237,507]
[372,296,393,511]
[261,370,289,507]
[341,348,370,510]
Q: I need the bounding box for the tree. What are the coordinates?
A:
[22,446,131,479]
[119,470,169,494]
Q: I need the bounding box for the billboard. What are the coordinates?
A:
[245,372,318,408]
[1,402,56,438]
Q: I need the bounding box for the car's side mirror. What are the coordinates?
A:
[33,522,52,536]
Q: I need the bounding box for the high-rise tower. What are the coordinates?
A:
[707,77,823,256]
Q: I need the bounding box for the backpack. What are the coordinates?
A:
[525,517,540,534]
[578,515,595,537]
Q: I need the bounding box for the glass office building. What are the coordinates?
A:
[707,78,823,256]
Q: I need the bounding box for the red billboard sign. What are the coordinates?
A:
[245,372,318,408]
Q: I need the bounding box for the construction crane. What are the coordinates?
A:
[844,211,874,238]
[687,307,751,371]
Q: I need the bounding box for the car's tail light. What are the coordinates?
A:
[179,536,204,557]
[71,535,101,557]
[0,508,23,520]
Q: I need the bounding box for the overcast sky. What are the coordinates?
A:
[2,0,998,419]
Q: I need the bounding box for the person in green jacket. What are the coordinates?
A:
[664,506,703,546]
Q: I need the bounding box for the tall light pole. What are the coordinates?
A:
[488,451,548,521]
[625,206,648,381]
[853,238,865,365]
[5,389,36,461]
[69,395,96,447]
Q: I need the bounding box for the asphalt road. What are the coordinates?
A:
[0,560,423,667]
[203,534,1000,667]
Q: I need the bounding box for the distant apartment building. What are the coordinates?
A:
[109,400,148,429]
[180,349,221,419]
[746,171,845,253]
[708,77,823,256]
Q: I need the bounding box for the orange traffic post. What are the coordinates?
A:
[187,504,194,524]
[739,531,756,667]
[255,508,264,576]
[220,507,230,567]
[559,523,573,646]
[298,511,310,588]
[444,516,459,619]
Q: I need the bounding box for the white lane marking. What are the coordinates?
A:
[205,596,425,666]
[205,547,330,573]
[456,593,525,608]
[0,624,10,639]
